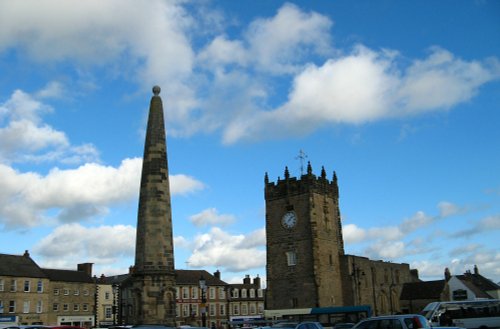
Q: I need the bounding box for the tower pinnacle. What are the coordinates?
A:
[153,85,161,95]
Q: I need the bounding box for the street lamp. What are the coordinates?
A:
[199,275,207,327]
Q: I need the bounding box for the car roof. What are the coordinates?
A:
[366,314,424,319]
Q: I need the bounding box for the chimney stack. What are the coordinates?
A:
[77,263,93,277]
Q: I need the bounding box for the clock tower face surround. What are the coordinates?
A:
[281,211,297,229]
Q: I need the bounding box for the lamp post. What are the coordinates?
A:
[199,275,207,327]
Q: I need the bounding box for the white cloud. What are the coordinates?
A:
[438,201,462,218]
[28,160,142,208]
[411,260,447,280]
[198,3,332,74]
[413,248,500,282]
[35,81,66,99]
[33,223,136,268]
[245,2,333,74]
[189,208,235,227]
[1,88,52,122]
[174,235,190,249]
[0,85,205,231]
[1,2,498,144]
[400,210,435,233]
[198,36,248,67]
[0,119,68,155]
[0,89,98,164]
[344,223,402,245]
[0,0,193,71]
[449,244,481,257]
[478,215,500,230]
[366,240,406,259]
[286,46,397,122]
[0,158,205,230]
[399,202,467,234]
[368,226,403,241]
[398,48,498,113]
[170,174,205,195]
[451,214,500,238]
[343,224,366,243]
[222,47,500,144]
[238,228,266,248]
[0,0,196,121]
[187,227,266,272]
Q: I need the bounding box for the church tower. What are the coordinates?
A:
[130,86,176,325]
[265,163,345,309]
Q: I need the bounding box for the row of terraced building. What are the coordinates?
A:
[0,251,264,328]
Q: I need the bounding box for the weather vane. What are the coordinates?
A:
[295,149,308,175]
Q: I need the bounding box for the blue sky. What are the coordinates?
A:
[0,0,499,286]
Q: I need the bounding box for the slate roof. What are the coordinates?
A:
[400,280,446,300]
[42,268,94,283]
[457,272,500,293]
[457,278,491,299]
[101,273,130,285]
[0,252,47,278]
[175,269,228,286]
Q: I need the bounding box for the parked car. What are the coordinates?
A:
[294,322,324,329]
[352,314,465,329]
[131,326,176,329]
[272,323,298,329]
[352,314,431,329]
[271,322,322,329]
[332,323,355,329]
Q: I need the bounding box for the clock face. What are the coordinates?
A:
[282,211,297,229]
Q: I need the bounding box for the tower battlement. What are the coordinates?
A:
[265,162,339,200]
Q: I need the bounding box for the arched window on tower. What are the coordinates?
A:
[286,251,297,266]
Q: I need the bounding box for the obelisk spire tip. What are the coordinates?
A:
[152,85,161,96]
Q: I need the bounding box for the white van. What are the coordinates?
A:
[421,299,500,329]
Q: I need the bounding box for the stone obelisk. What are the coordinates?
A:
[131,86,176,325]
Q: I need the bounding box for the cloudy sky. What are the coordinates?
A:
[0,0,499,285]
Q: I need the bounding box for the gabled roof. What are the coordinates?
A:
[400,280,446,300]
[175,269,227,286]
[100,274,130,285]
[457,272,500,293]
[457,277,491,299]
[0,252,47,278]
[42,268,94,283]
